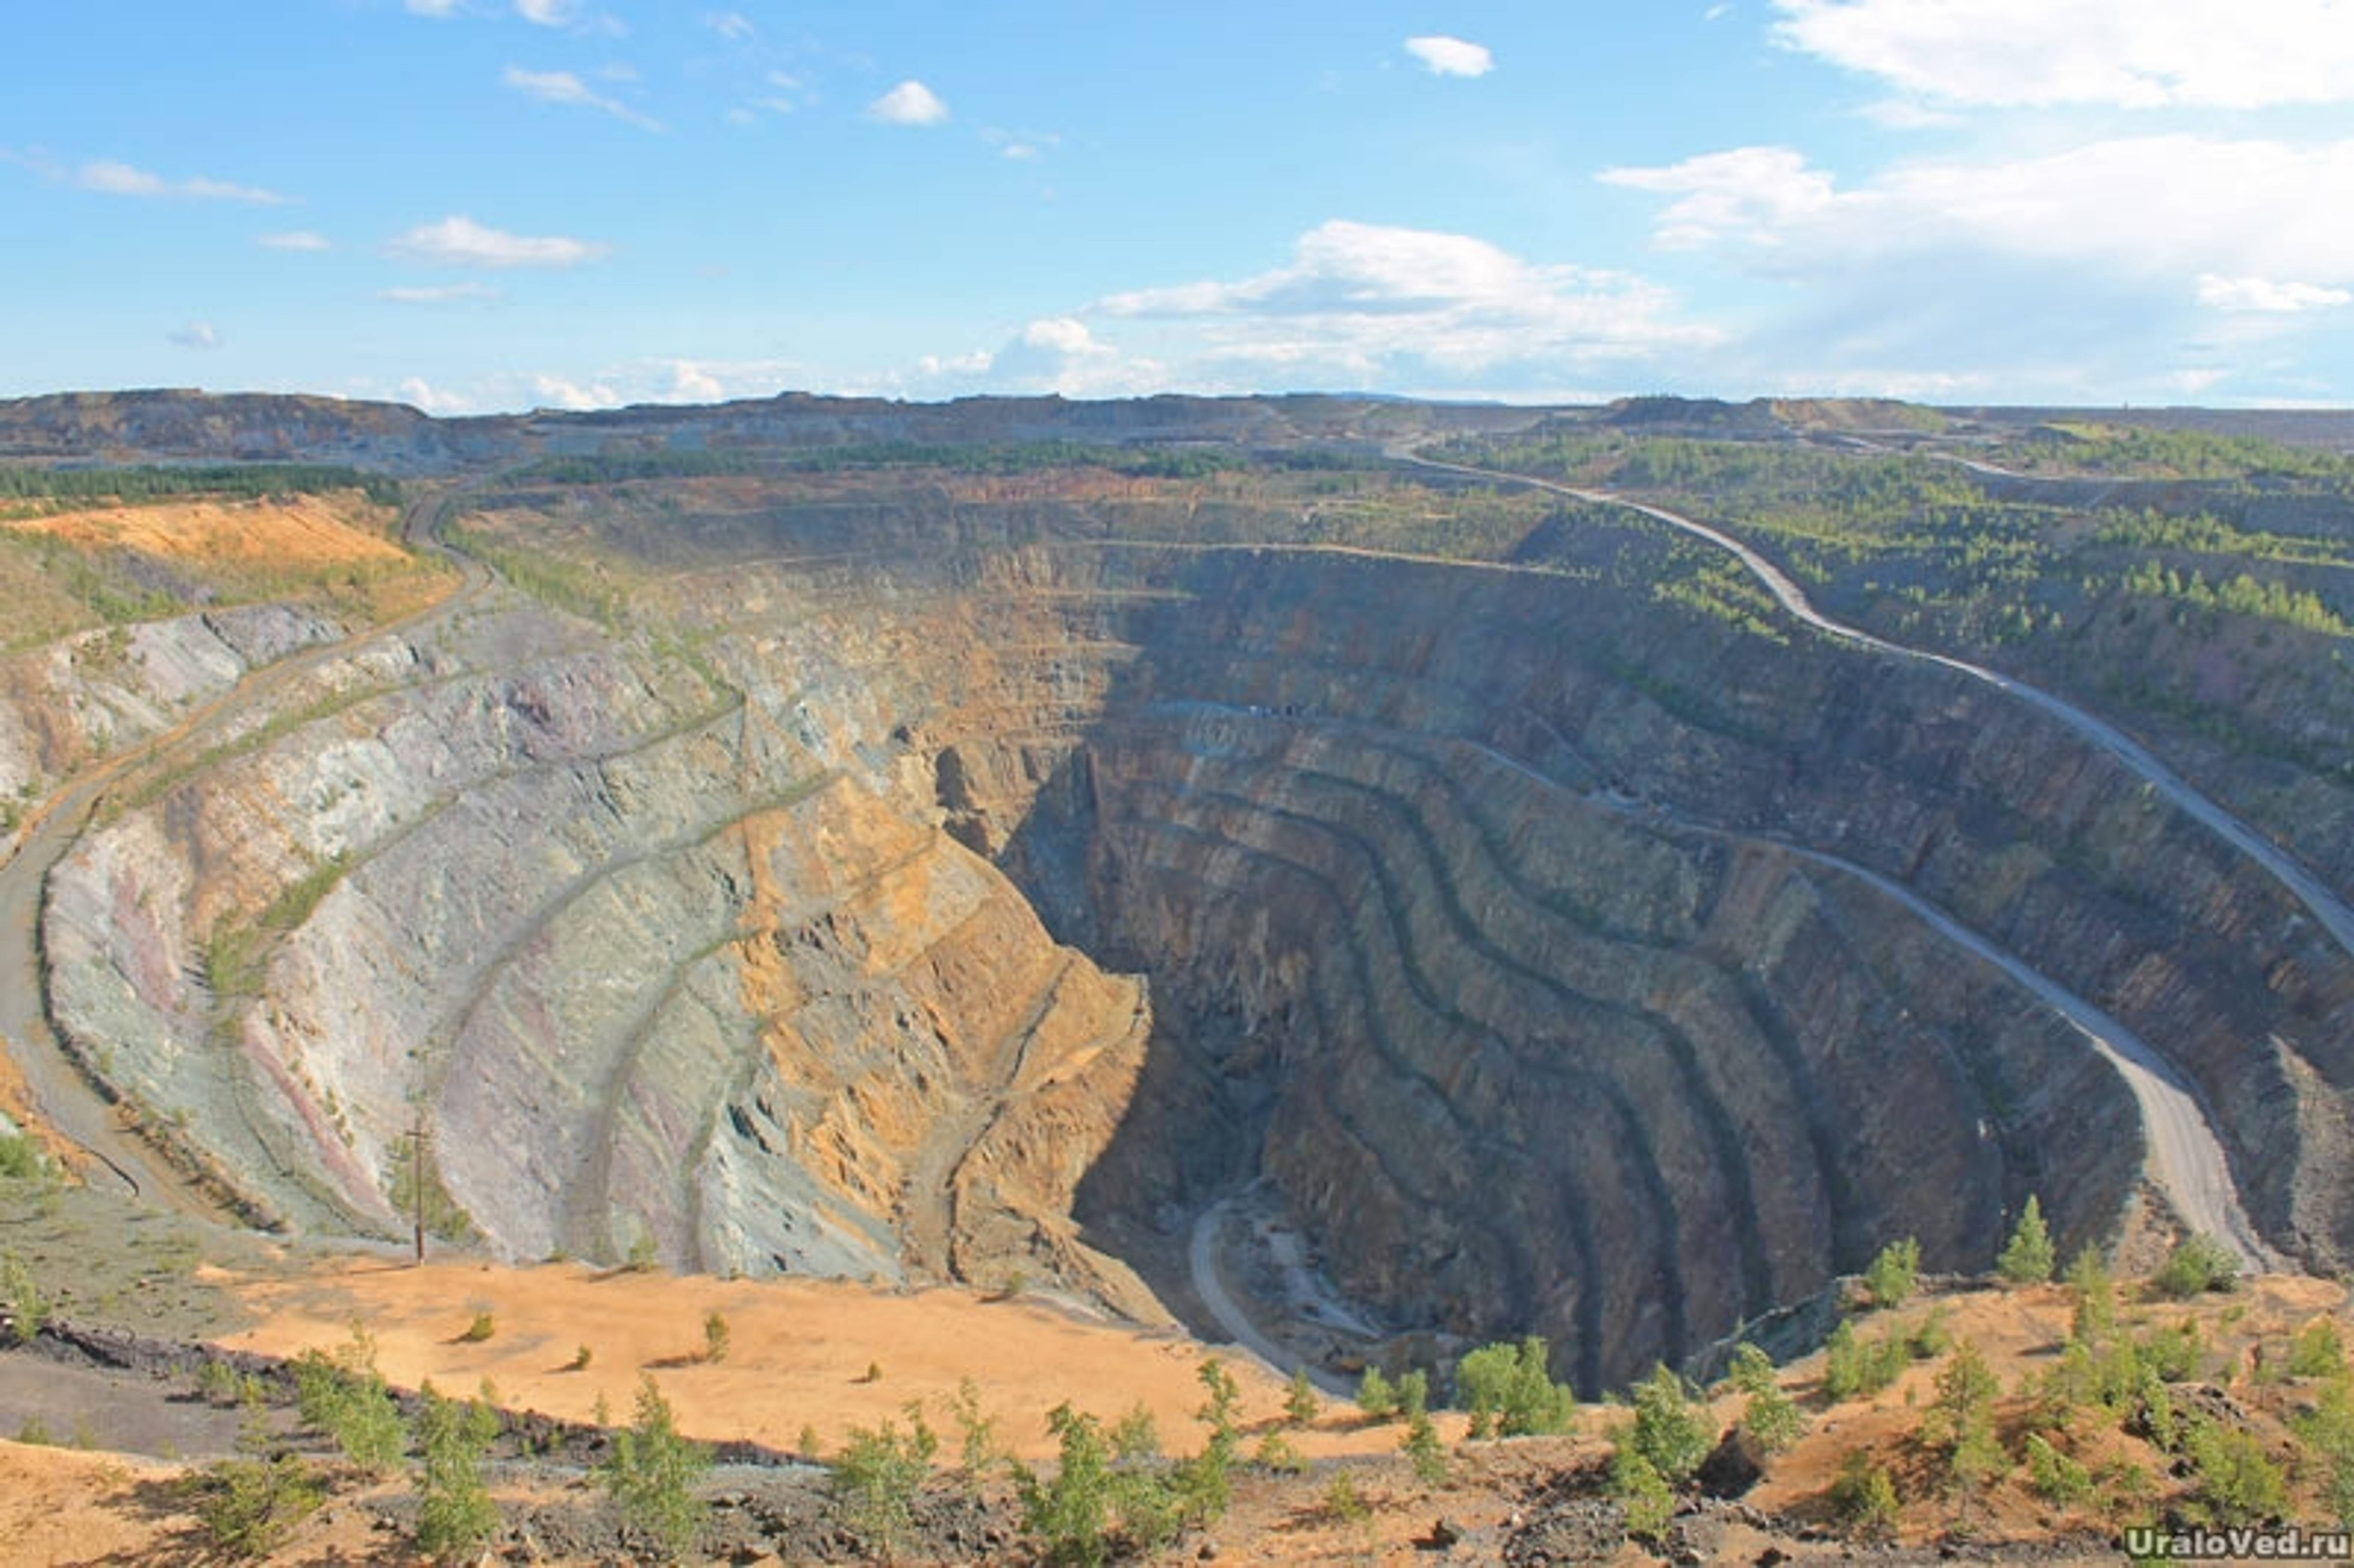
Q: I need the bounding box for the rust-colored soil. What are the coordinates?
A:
[219,1259,1454,1464]
[3,495,407,569]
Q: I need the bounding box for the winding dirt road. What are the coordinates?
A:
[1398,452,2318,1269]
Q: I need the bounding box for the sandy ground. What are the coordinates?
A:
[2,495,408,569]
[217,1259,1464,1465]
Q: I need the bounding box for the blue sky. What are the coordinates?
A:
[7,1,2354,411]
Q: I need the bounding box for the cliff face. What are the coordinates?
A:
[41,586,1158,1315]
[27,460,2354,1390]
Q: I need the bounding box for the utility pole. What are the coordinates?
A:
[404,1103,430,1267]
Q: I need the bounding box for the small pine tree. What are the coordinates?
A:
[1930,1341,2007,1498]
[948,1377,1000,1475]
[1456,1335,1576,1439]
[1863,1237,1921,1310]
[1355,1365,1398,1421]
[1611,1445,1674,1542]
[1997,1195,2055,1285]
[1284,1366,1320,1429]
[702,1309,730,1365]
[413,1381,501,1562]
[1400,1405,1447,1485]
[830,1405,937,1562]
[1829,1449,1899,1540]
[1729,1346,1804,1455]
[600,1375,710,1562]
[1628,1364,1709,1485]
[2155,1234,2240,1300]
[2066,1247,2117,1344]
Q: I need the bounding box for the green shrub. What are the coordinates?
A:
[1252,1431,1306,1475]
[185,1455,326,1559]
[1823,1321,1908,1401]
[2067,1248,2118,1344]
[1863,1238,1921,1310]
[1907,1305,1953,1360]
[2182,1416,2288,1526]
[1929,1342,2006,1495]
[459,1311,495,1343]
[2024,1433,2091,1506]
[1354,1365,1398,1421]
[1400,1406,1447,1485]
[2289,1320,2347,1380]
[1320,1470,1370,1524]
[1611,1445,1674,1543]
[1396,1368,1429,1422]
[1013,1402,1192,1567]
[2154,1234,2240,1300]
[948,1377,1000,1474]
[1997,1195,2056,1285]
[0,1133,45,1182]
[2,1250,48,1344]
[1456,1335,1576,1439]
[1728,1345,1805,1460]
[830,1406,937,1562]
[1828,1449,1900,1540]
[2140,1318,2205,1383]
[1628,1363,1710,1485]
[600,1375,710,1562]
[1283,1366,1319,1428]
[702,1309,729,1365]
[413,1382,500,1562]
[291,1327,406,1476]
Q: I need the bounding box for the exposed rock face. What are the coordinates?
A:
[31,463,2354,1390]
[0,606,336,801]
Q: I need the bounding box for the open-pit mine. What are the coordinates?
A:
[4,389,2352,1407]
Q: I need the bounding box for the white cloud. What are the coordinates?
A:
[397,377,471,414]
[386,214,610,268]
[405,0,461,13]
[1602,137,2354,286]
[705,10,755,41]
[1771,0,2354,108]
[1404,35,1495,78]
[379,282,503,303]
[982,127,1057,160]
[79,160,286,204]
[502,66,663,130]
[867,80,949,126]
[168,323,222,350]
[531,372,619,410]
[2197,274,2354,313]
[516,0,573,24]
[1094,219,1715,386]
[258,230,330,252]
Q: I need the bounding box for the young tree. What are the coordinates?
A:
[413,1381,500,1562]
[830,1405,937,1563]
[600,1375,710,1562]
[1863,1237,1921,1310]
[1628,1364,1709,1485]
[1996,1195,2055,1285]
[2066,1247,2117,1344]
[1456,1335,1576,1439]
[1929,1341,2007,1501]
[1728,1343,1804,1455]
[1284,1367,1320,1429]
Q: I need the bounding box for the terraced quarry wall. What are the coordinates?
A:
[29,465,2354,1393]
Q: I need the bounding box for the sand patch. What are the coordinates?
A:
[4,495,407,571]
